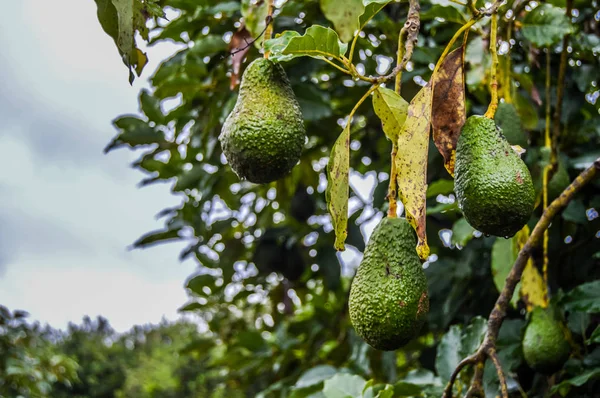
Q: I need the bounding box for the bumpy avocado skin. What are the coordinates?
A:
[349,217,429,351]
[494,102,528,147]
[455,116,535,237]
[522,306,571,374]
[219,58,306,184]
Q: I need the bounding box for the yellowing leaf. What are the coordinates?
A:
[326,124,350,251]
[395,84,432,260]
[431,45,466,176]
[515,226,548,310]
[94,0,155,84]
[372,87,409,142]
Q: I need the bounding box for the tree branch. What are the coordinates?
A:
[444,157,600,397]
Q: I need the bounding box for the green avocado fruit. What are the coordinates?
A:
[522,306,571,374]
[219,58,306,184]
[349,217,429,351]
[494,102,528,147]
[454,115,535,237]
[252,228,306,282]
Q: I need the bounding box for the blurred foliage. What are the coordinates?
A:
[4,0,600,397]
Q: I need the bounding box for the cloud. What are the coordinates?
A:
[0,0,196,331]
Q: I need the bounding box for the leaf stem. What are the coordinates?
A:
[484,12,499,118]
[543,49,552,291]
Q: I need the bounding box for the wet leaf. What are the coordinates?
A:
[372,86,409,142]
[326,124,351,251]
[395,84,432,260]
[265,25,348,62]
[322,373,366,398]
[561,280,600,313]
[491,236,520,307]
[229,27,253,90]
[431,45,466,176]
[521,4,573,47]
[359,1,395,30]
[320,0,364,43]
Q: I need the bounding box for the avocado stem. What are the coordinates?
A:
[484,13,499,119]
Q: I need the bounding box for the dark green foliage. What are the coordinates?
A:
[455,115,535,237]
[220,58,306,183]
[494,102,528,147]
[522,306,571,374]
[349,217,429,351]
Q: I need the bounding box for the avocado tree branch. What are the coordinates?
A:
[443,157,600,398]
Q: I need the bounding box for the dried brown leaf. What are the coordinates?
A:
[229,27,252,90]
[431,45,466,176]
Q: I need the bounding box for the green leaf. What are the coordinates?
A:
[426,179,454,198]
[588,326,600,344]
[421,5,467,25]
[241,0,269,47]
[105,116,165,153]
[521,4,573,47]
[265,26,348,62]
[189,34,228,57]
[326,124,350,251]
[460,316,487,359]
[372,87,409,142]
[295,366,338,389]
[561,281,600,313]
[94,0,152,83]
[186,273,216,296]
[435,324,462,383]
[451,218,475,246]
[322,374,367,398]
[392,382,422,396]
[491,237,517,294]
[139,89,164,124]
[550,368,600,396]
[359,1,394,29]
[320,0,364,43]
[131,227,181,248]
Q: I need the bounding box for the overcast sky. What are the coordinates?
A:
[0,1,198,332]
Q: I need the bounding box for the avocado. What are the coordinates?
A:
[454,115,535,237]
[252,228,306,281]
[522,306,571,374]
[494,102,528,147]
[290,183,315,223]
[219,58,306,184]
[349,217,429,351]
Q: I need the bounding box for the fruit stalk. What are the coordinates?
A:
[484,13,499,119]
[443,157,600,398]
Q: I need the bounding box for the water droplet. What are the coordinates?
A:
[586,208,599,221]
[484,234,491,238]
[564,235,573,244]
[504,236,511,239]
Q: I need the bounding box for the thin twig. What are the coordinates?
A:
[224,16,273,59]
[487,348,509,398]
[542,49,552,290]
[263,0,275,58]
[442,354,479,398]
